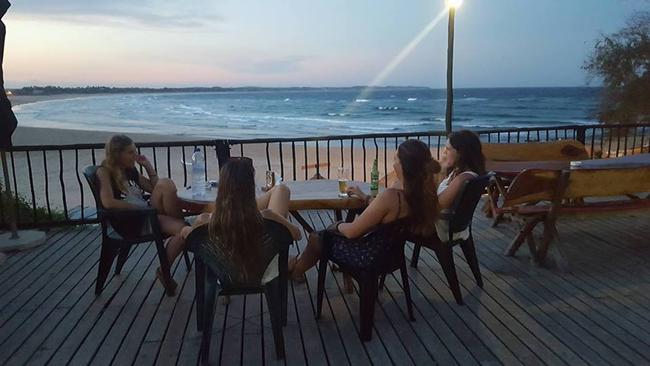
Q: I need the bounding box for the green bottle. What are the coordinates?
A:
[370,159,379,195]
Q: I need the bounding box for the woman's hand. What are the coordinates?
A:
[346,185,367,200]
[135,154,152,168]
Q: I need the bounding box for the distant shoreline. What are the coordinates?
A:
[9,93,100,107]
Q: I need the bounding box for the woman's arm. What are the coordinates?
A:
[181,213,211,239]
[96,168,138,210]
[438,174,472,209]
[337,190,393,239]
[260,209,303,241]
[136,156,158,192]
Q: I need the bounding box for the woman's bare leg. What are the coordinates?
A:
[151,178,184,218]
[257,184,291,217]
[290,232,322,279]
[157,215,188,264]
[165,234,186,266]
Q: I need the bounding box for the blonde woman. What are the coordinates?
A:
[96,134,186,293]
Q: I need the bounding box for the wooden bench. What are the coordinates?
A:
[483,139,589,162]
[495,167,650,269]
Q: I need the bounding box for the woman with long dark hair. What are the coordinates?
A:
[435,129,485,241]
[97,134,187,293]
[289,139,440,279]
[182,158,302,283]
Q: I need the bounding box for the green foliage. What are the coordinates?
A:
[584,12,650,124]
[0,183,65,226]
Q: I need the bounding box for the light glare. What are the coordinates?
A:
[446,0,463,9]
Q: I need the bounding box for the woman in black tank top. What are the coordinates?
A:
[289,140,440,280]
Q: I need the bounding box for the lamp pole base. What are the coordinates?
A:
[0,230,47,252]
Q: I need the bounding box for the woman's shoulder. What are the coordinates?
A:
[451,170,479,182]
[378,187,403,201]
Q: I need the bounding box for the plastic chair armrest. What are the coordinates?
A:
[98,207,158,220]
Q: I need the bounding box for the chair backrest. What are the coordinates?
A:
[448,173,492,234]
[483,140,589,162]
[83,165,105,210]
[186,219,293,288]
[563,167,650,199]
[502,169,561,207]
[325,217,409,272]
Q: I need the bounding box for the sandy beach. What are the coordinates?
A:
[9,94,92,107]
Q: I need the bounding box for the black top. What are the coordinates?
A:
[106,167,142,200]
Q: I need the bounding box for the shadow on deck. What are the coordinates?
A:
[1,205,649,365]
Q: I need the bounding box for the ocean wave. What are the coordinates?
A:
[13,89,601,139]
[458,97,488,102]
[419,117,473,122]
[481,113,539,119]
[407,98,417,102]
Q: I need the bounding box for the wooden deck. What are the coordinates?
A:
[1,205,650,365]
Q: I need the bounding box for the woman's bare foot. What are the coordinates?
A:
[288,256,305,283]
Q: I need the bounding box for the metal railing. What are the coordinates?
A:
[1,123,649,229]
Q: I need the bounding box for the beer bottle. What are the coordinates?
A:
[370,159,379,196]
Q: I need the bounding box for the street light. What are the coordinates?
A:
[444,0,463,134]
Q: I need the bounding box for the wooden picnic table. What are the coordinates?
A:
[487,157,650,270]
[178,179,370,232]
[487,153,650,178]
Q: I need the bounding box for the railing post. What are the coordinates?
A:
[1,149,18,237]
[215,140,231,169]
[576,126,586,144]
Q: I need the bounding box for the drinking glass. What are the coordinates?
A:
[337,167,349,197]
[265,171,276,190]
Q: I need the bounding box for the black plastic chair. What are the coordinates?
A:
[316,219,415,342]
[410,173,492,305]
[186,220,293,363]
[83,165,190,296]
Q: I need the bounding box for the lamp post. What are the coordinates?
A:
[444,0,463,134]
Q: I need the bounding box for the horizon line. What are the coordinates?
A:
[8,84,602,91]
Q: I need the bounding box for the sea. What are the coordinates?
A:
[13,87,602,139]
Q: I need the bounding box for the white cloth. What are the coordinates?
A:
[261,254,279,285]
[435,171,478,242]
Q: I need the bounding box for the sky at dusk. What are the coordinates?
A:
[3,0,649,88]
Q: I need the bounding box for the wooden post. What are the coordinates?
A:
[1,149,18,238]
[576,126,586,145]
[445,7,456,135]
[214,140,231,169]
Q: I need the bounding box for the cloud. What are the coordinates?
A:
[9,0,222,29]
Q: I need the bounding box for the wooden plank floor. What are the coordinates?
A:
[1,204,649,365]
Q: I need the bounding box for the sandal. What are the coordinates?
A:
[156,267,178,296]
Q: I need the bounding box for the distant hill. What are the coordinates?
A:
[8,85,429,96]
